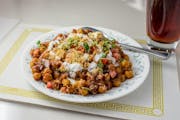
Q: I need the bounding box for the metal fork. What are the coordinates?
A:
[82,27,172,60]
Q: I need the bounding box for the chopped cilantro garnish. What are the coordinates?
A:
[62,44,70,50]
[97,60,104,68]
[67,38,74,45]
[98,68,103,73]
[36,40,41,47]
[101,53,107,58]
[111,43,116,48]
[83,42,89,52]
[68,38,74,42]
[112,39,116,42]
[111,39,116,48]
[102,47,107,52]
[104,40,110,46]
[92,41,97,46]
[67,38,78,47]
[103,40,111,52]
[120,58,125,62]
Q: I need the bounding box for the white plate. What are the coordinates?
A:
[21,26,150,103]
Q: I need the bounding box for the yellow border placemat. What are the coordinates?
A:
[0,28,164,117]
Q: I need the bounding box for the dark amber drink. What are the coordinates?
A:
[147,0,180,44]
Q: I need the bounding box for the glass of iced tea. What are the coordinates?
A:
[146,0,180,52]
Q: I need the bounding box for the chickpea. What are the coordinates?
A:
[50,60,61,70]
[89,46,96,54]
[104,73,110,81]
[30,62,34,68]
[30,49,34,57]
[86,72,94,81]
[30,58,39,68]
[89,84,98,95]
[66,86,74,94]
[59,73,68,80]
[41,51,49,59]
[54,34,63,40]
[42,73,53,83]
[116,67,122,74]
[129,62,132,68]
[77,28,84,34]
[98,85,107,93]
[125,71,133,79]
[83,29,90,34]
[42,68,52,75]
[62,79,70,86]
[112,79,121,87]
[72,81,78,88]
[111,48,119,53]
[31,65,40,73]
[59,65,67,73]
[97,74,104,80]
[72,29,77,33]
[88,55,94,61]
[121,60,130,68]
[85,79,92,87]
[112,53,120,60]
[32,58,39,63]
[123,54,129,60]
[53,71,60,79]
[77,79,86,88]
[77,46,85,53]
[121,60,126,67]
[39,45,46,53]
[105,81,112,90]
[52,79,61,90]
[42,42,49,47]
[83,62,89,68]
[33,73,41,81]
[60,86,67,93]
[121,74,126,82]
[96,32,104,40]
[79,88,89,96]
[91,68,99,77]
[108,64,115,71]
[32,48,40,58]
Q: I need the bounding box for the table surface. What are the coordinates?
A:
[0,100,117,120]
[0,0,179,120]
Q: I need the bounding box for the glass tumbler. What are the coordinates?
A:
[146,0,180,52]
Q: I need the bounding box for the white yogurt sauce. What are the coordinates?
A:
[69,72,76,78]
[57,42,64,49]
[62,62,83,78]
[88,62,97,72]
[68,77,76,84]
[55,56,60,60]
[94,53,103,62]
[97,45,103,52]
[68,33,87,39]
[83,53,89,61]
[62,62,83,72]
[49,51,56,56]
[91,32,100,39]
[47,40,59,51]
[87,39,93,46]
[41,59,50,68]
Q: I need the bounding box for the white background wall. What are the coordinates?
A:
[0,0,147,39]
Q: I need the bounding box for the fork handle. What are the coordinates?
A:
[120,43,171,60]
